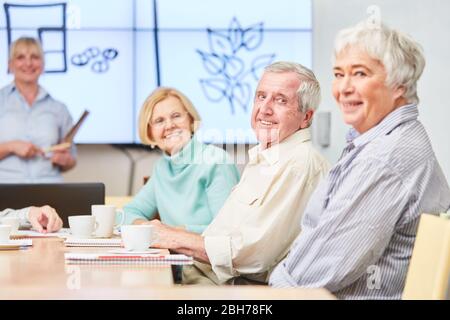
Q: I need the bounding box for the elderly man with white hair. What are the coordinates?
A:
[146,61,330,285]
[269,21,450,299]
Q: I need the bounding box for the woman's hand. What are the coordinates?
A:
[51,149,76,171]
[28,205,63,233]
[8,140,43,158]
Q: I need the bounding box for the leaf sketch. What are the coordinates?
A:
[197,50,224,75]
[228,17,242,54]
[223,55,244,79]
[200,78,228,102]
[207,29,233,56]
[242,22,264,51]
[250,54,277,81]
[197,17,276,114]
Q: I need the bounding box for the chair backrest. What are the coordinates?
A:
[402,213,450,300]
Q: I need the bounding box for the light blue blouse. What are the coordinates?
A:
[123,136,240,233]
[0,83,75,182]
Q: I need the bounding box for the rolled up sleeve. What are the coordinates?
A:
[204,235,235,281]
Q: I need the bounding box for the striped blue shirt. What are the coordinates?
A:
[269,104,450,299]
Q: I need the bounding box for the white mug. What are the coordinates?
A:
[1,217,20,234]
[121,225,154,251]
[91,205,125,238]
[0,225,12,243]
[68,215,98,238]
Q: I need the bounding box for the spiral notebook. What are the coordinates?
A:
[0,239,33,250]
[12,229,71,239]
[64,238,123,247]
[64,252,194,265]
[9,239,33,246]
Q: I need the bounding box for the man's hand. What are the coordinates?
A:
[8,140,43,158]
[143,219,175,249]
[28,205,63,233]
[143,219,209,263]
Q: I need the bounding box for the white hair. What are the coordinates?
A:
[264,61,321,113]
[333,21,425,105]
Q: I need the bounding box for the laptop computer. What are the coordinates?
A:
[0,183,105,227]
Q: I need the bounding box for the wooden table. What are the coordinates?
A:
[0,238,335,300]
[0,237,174,299]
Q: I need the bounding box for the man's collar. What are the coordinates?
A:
[249,128,311,165]
[347,104,418,147]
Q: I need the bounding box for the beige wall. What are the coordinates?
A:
[62,145,161,196]
[62,144,251,196]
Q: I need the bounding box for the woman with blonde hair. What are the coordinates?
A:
[0,37,76,182]
[123,87,240,233]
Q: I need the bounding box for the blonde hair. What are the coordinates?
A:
[9,37,44,62]
[138,87,202,146]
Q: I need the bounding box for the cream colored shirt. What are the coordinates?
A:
[203,128,330,284]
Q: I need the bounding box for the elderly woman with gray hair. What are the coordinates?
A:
[269,21,450,299]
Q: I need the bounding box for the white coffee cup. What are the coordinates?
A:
[0,225,12,243]
[121,225,154,251]
[68,215,98,238]
[1,217,20,234]
[91,205,125,238]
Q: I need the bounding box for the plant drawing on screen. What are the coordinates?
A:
[4,2,119,75]
[196,17,275,115]
[0,0,312,144]
[3,2,68,73]
[71,47,119,73]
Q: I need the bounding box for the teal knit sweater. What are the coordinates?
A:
[123,137,240,233]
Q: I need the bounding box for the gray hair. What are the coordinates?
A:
[264,61,321,113]
[333,21,425,105]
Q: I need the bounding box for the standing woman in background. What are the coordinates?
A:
[123,87,240,233]
[0,37,76,182]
